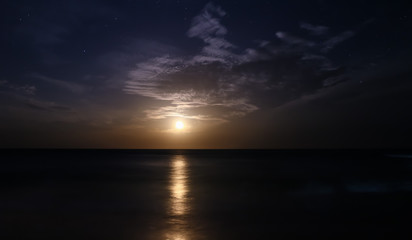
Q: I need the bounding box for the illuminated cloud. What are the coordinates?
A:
[187,3,238,65]
[1,0,410,148]
[125,3,348,123]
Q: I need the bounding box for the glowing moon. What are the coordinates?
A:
[175,121,184,129]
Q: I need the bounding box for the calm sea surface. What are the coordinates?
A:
[1,150,412,239]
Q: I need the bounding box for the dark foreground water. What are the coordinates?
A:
[1,150,412,239]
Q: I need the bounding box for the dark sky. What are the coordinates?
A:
[1,0,412,148]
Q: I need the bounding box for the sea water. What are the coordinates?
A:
[1,150,412,239]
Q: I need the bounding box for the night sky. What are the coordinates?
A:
[1,0,412,148]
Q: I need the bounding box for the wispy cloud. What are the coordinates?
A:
[320,19,374,53]
[276,32,316,48]
[321,30,355,53]
[124,3,355,123]
[0,89,72,113]
[0,80,37,95]
[300,22,329,36]
[25,99,72,112]
[187,3,239,65]
[31,73,86,94]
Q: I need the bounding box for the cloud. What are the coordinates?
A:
[10,85,37,95]
[187,3,239,65]
[31,73,86,94]
[320,19,374,53]
[300,22,329,35]
[25,100,71,112]
[322,30,355,52]
[0,88,72,113]
[124,3,348,123]
[187,3,227,40]
[0,80,37,95]
[276,32,316,48]
[279,22,359,53]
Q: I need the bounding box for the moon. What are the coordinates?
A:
[175,121,184,129]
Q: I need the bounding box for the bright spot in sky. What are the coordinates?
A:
[176,121,184,129]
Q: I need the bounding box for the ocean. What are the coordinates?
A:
[1,149,412,239]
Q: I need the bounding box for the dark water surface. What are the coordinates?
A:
[1,150,412,239]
